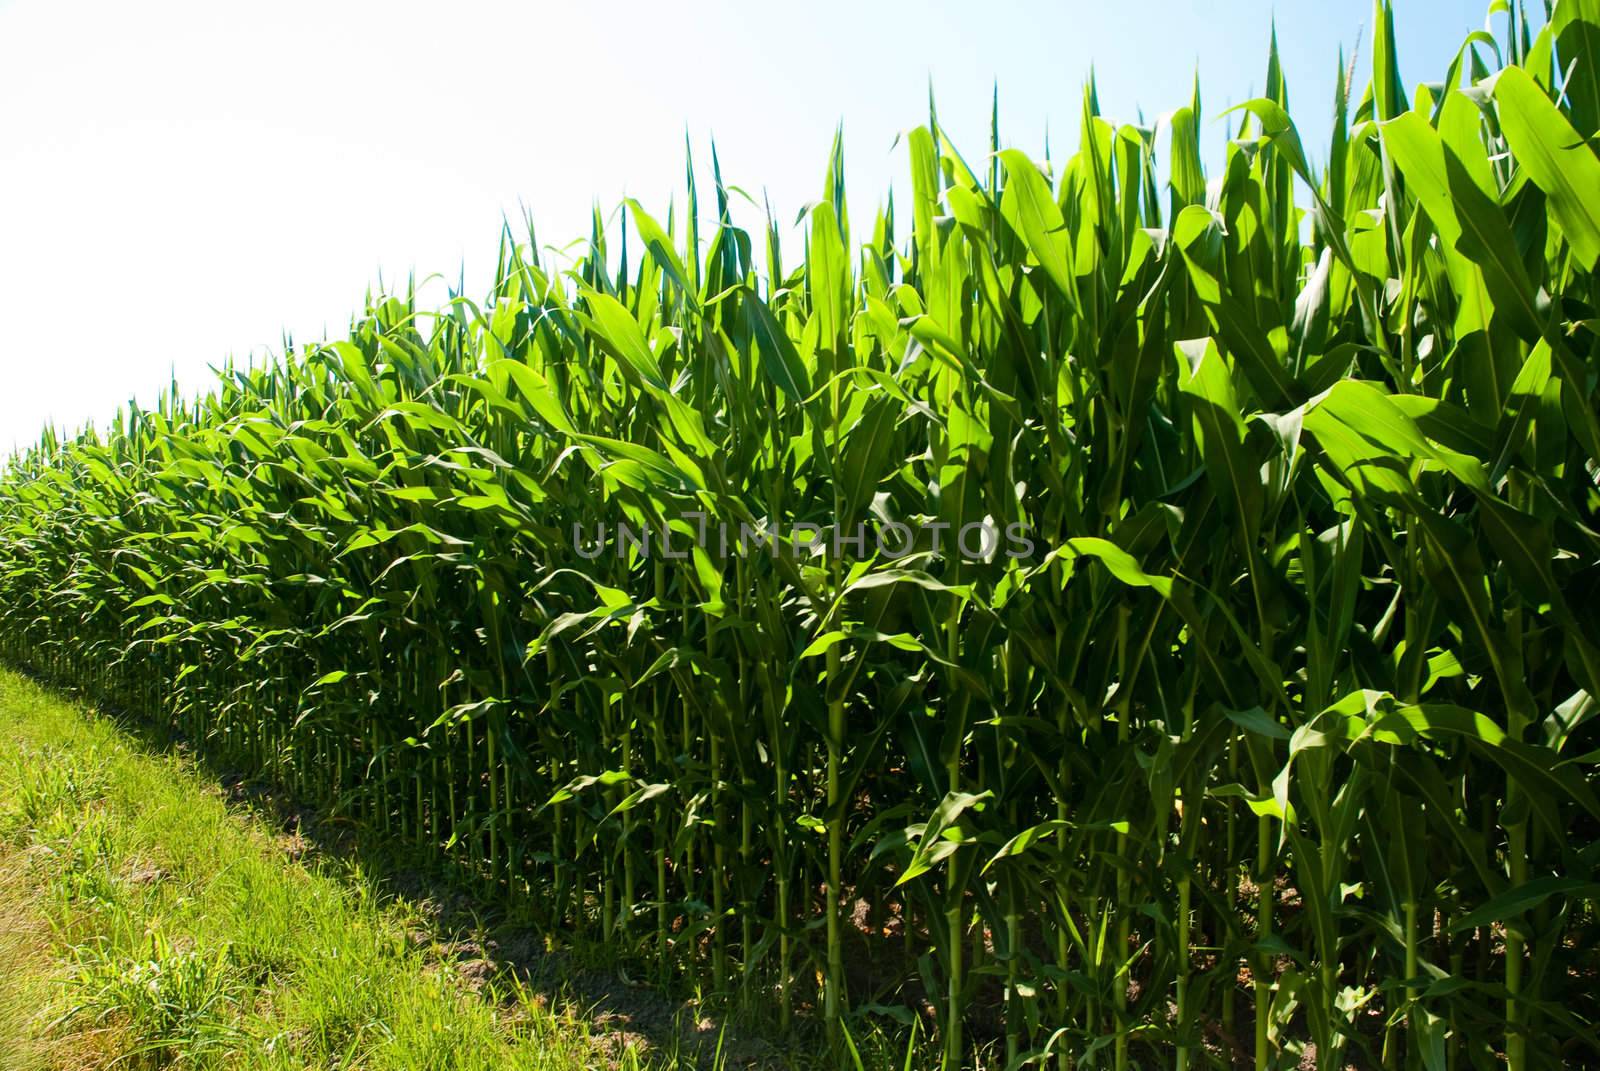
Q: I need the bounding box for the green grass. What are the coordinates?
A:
[0,666,666,1071]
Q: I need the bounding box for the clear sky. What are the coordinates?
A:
[0,0,1524,451]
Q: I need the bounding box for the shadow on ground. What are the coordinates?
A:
[34,671,822,1071]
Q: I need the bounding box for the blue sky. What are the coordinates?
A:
[0,0,1535,449]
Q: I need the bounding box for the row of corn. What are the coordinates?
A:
[3,3,1599,1067]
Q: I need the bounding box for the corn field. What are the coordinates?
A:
[3,2,1600,1067]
